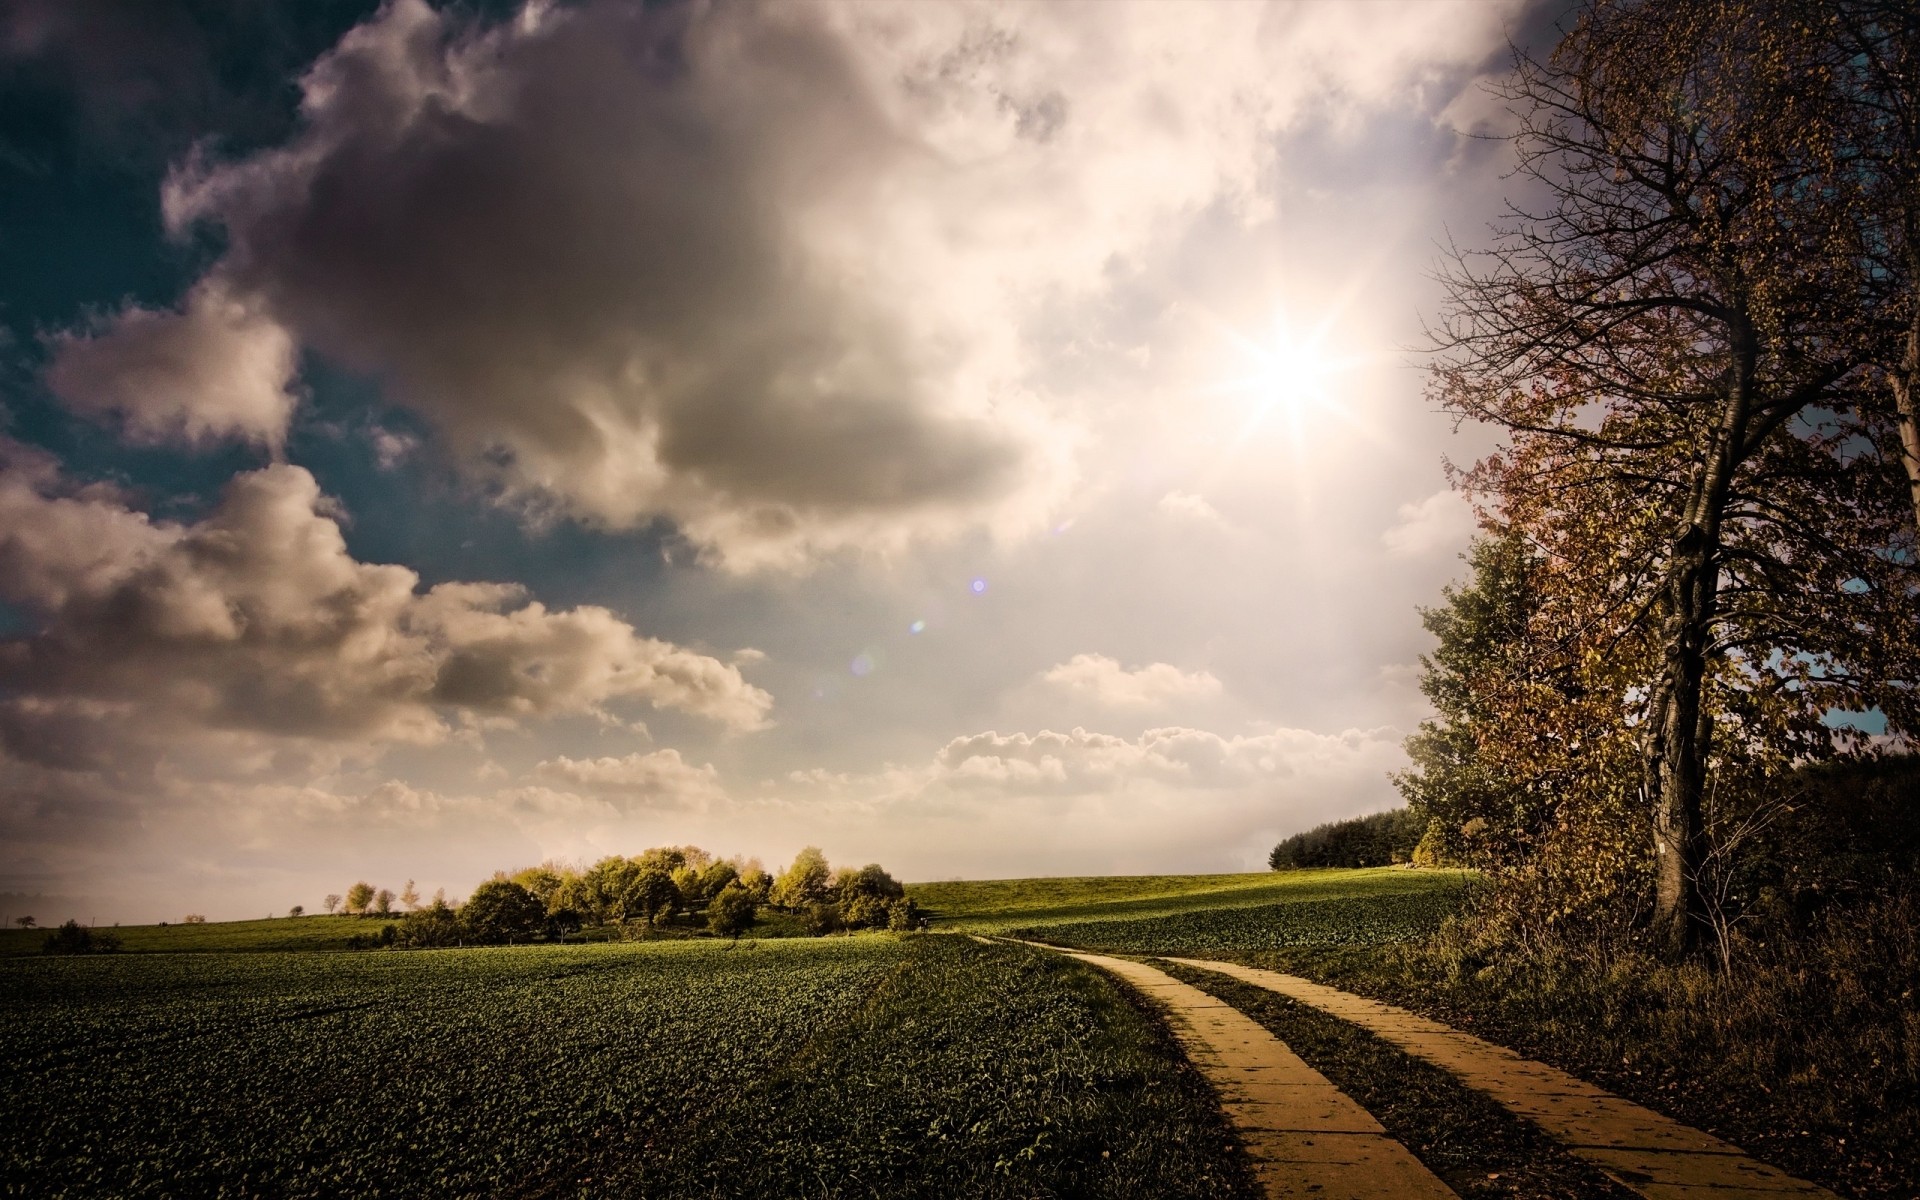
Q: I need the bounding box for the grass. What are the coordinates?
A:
[912,866,1470,933]
[2,932,1257,1199]
[0,914,378,956]
[1013,887,1462,953]
[609,937,1259,1199]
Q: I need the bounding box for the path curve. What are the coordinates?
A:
[1167,958,1840,1200]
[1055,947,1458,1200]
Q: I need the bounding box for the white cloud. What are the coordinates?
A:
[44,278,297,447]
[1041,653,1223,708]
[1157,490,1227,526]
[532,749,725,807]
[1381,488,1476,557]
[0,446,772,773]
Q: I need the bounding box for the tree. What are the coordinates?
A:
[399,880,421,912]
[510,864,564,908]
[288,905,305,918]
[698,859,739,901]
[623,867,679,927]
[837,864,905,904]
[374,888,395,916]
[671,865,705,908]
[323,894,341,916]
[461,880,544,944]
[707,880,757,937]
[1269,809,1425,869]
[1431,0,1920,955]
[1825,2,1920,530]
[737,867,773,905]
[344,882,375,916]
[771,847,831,911]
[13,916,34,930]
[583,856,642,923]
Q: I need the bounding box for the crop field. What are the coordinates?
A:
[2,934,1255,1199]
[1012,881,1468,955]
[918,866,1469,935]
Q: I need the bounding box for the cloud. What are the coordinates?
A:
[44,279,298,447]
[1041,653,1223,708]
[50,0,1519,571]
[0,445,772,773]
[531,749,726,809]
[1157,490,1227,526]
[1381,488,1476,557]
[772,721,1409,877]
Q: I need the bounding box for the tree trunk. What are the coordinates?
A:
[1894,260,1920,533]
[1645,347,1752,960]
[1646,538,1713,959]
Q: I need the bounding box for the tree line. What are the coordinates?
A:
[324,846,922,949]
[1268,809,1426,870]
[1398,0,1920,962]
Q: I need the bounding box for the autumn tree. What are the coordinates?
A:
[624,867,678,927]
[343,881,375,916]
[1827,2,1920,529]
[399,880,421,912]
[1433,0,1920,955]
[771,847,831,911]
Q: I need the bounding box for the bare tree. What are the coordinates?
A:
[323,894,342,916]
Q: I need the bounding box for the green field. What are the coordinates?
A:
[913,866,1471,934]
[2,933,1258,1198]
[1013,886,1463,954]
[0,914,375,957]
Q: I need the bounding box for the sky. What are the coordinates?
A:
[0,0,1565,923]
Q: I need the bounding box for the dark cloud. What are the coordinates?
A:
[140,0,1033,566]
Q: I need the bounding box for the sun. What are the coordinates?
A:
[1220,309,1347,440]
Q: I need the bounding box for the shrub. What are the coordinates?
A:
[42,920,121,955]
[395,900,465,948]
[804,901,844,937]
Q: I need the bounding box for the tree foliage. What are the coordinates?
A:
[462,880,545,944]
[772,847,832,911]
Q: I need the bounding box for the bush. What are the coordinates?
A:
[347,924,399,951]
[395,901,464,948]
[42,920,121,955]
[885,898,922,932]
[707,881,757,937]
